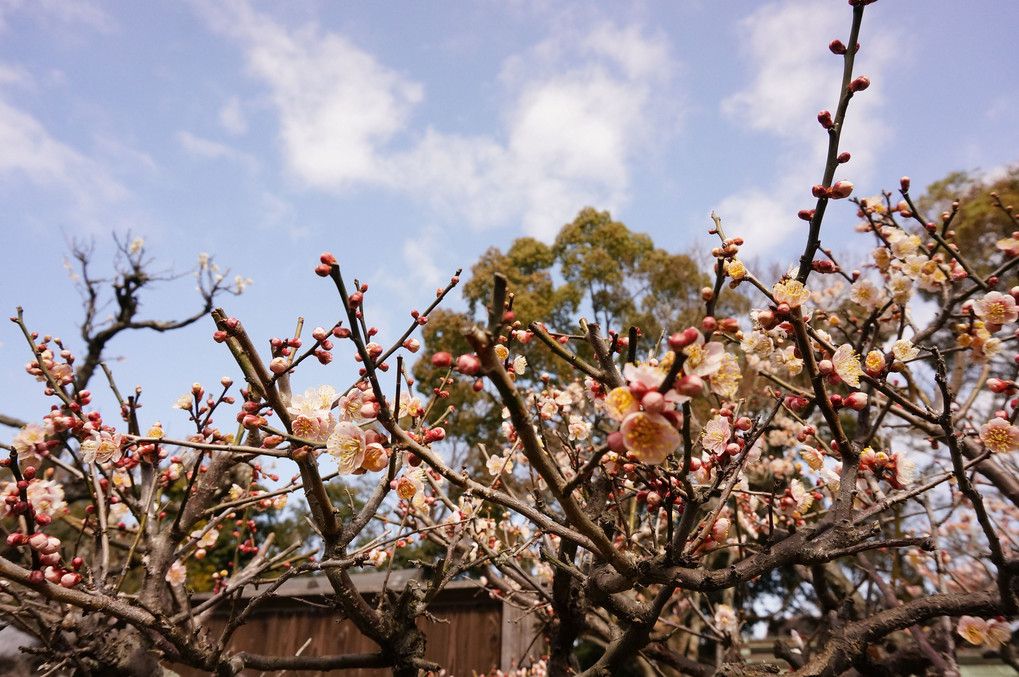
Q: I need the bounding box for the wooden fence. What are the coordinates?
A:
[173,569,542,677]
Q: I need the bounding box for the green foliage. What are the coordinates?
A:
[413,206,747,461]
[917,164,1019,277]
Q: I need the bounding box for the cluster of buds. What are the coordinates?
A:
[635,475,683,513]
[20,333,75,389]
[237,399,270,430]
[5,462,81,588]
[812,180,855,200]
[859,446,913,490]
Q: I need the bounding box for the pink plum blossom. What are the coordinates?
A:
[620,412,680,464]
[327,422,367,474]
[979,417,1019,454]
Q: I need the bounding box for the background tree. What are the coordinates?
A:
[413,209,744,458]
[916,164,1019,278]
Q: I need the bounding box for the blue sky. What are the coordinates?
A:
[1,0,1017,432]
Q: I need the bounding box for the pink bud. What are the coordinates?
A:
[829,39,847,55]
[988,378,1013,394]
[849,75,870,92]
[641,391,666,415]
[269,357,288,374]
[319,252,337,266]
[314,263,332,277]
[830,180,854,199]
[900,176,911,192]
[431,352,452,368]
[675,375,705,398]
[817,110,833,129]
[735,416,753,432]
[711,517,730,542]
[40,536,61,556]
[27,533,48,551]
[348,291,363,308]
[812,184,827,198]
[312,327,329,341]
[844,392,868,411]
[456,354,481,376]
[607,431,627,454]
[837,152,851,164]
[667,327,701,351]
[783,396,808,413]
[59,573,81,588]
[817,359,834,375]
[798,209,815,222]
[403,338,421,353]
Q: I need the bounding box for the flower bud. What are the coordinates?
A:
[783,396,808,413]
[830,180,854,199]
[817,110,833,129]
[675,374,705,398]
[987,378,1014,394]
[829,39,847,54]
[711,517,731,542]
[431,352,452,368]
[668,327,701,351]
[607,431,627,454]
[456,354,481,376]
[849,75,870,92]
[641,391,666,415]
[59,573,81,588]
[844,391,868,411]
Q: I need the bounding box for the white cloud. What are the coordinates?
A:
[0,0,115,33]
[401,225,445,291]
[195,1,677,240]
[195,0,422,188]
[177,130,258,172]
[259,190,301,235]
[218,96,247,135]
[716,0,894,256]
[0,92,126,213]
